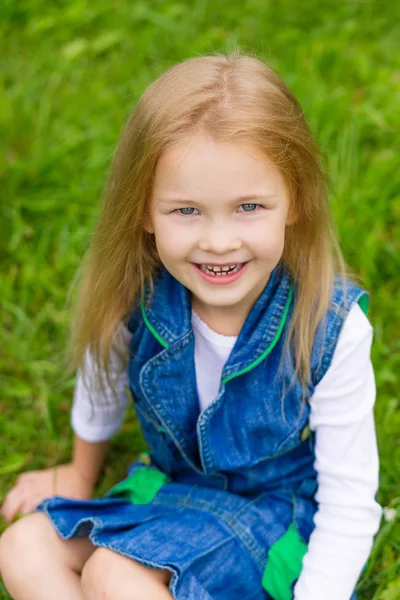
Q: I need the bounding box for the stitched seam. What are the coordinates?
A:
[152,496,265,566]
[227,494,264,524]
[222,284,293,385]
[139,363,227,484]
[142,281,191,345]
[141,297,169,348]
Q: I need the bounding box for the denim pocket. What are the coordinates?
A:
[262,523,307,600]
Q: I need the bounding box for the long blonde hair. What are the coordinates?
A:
[69,50,346,390]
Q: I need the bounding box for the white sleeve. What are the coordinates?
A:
[71,325,133,443]
[294,303,382,600]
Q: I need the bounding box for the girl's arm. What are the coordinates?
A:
[70,326,133,443]
[0,441,105,524]
[71,434,109,488]
[293,303,382,600]
[1,328,132,524]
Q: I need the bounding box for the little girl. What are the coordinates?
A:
[0,52,381,600]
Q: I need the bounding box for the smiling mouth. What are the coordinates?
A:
[197,263,246,276]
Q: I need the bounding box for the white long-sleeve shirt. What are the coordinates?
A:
[71,303,382,600]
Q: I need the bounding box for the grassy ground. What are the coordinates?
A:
[1,0,399,597]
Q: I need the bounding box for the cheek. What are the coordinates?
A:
[250,221,286,256]
[154,225,194,261]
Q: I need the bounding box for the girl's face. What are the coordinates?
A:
[146,133,292,332]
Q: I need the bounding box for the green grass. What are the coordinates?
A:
[1,0,399,597]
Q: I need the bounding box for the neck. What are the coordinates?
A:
[191,273,272,336]
[191,299,249,336]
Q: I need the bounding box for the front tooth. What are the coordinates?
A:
[201,263,244,274]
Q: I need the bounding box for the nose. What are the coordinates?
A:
[198,220,242,254]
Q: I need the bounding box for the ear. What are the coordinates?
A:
[143,217,154,234]
[286,209,297,227]
[285,200,297,227]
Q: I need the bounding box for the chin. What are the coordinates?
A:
[197,293,245,308]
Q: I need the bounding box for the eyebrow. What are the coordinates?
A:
[158,194,278,205]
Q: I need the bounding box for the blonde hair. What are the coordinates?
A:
[69,50,346,390]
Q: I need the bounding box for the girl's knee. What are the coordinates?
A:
[0,514,47,579]
[81,547,172,599]
[81,548,119,598]
[0,512,91,579]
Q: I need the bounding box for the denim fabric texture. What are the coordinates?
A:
[37,264,366,599]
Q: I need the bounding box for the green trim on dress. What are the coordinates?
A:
[107,467,171,504]
[262,523,307,600]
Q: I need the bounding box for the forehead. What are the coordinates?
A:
[151,133,287,200]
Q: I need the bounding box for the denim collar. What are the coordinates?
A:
[142,264,293,378]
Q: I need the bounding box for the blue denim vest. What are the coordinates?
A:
[127,265,368,542]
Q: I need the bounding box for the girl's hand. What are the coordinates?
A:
[0,463,95,525]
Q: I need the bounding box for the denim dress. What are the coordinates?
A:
[37,266,366,600]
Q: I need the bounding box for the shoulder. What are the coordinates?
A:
[325,301,373,376]
[335,301,373,352]
[309,302,375,427]
[311,278,371,386]
[329,277,369,319]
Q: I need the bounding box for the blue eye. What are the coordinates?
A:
[238,203,258,212]
[177,207,199,216]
